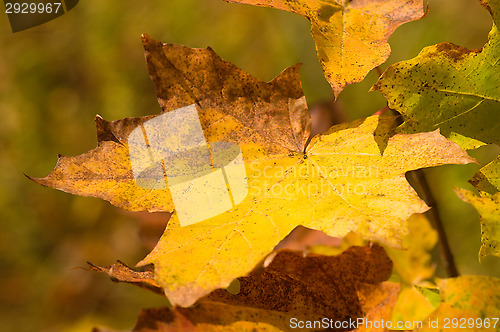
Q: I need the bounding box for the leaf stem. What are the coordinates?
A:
[411,169,459,277]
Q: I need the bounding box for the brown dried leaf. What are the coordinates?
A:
[354,282,401,332]
[94,245,397,332]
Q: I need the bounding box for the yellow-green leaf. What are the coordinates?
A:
[470,155,500,193]
[373,0,500,147]
[457,188,500,259]
[448,132,487,150]
[225,0,425,97]
[418,276,500,331]
[390,286,436,328]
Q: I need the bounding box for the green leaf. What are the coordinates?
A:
[373,0,500,148]
[470,155,500,193]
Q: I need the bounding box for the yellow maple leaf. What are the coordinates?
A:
[32,35,475,306]
[225,0,425,97]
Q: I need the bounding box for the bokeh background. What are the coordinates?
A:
[0,0,498,331]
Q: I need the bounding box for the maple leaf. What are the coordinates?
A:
[373,0,500,147]
[32,35,475,306]
[417,276,500,331]
[118,111,473,306]
[30,34,310,213]
[456,188,500,259]
[469,154,500,194]
[456,154,500,259]
[93,245,399,332]
[308,215,439,326]
[225,0,425,97]
[141,113,474,306]
[121,285,400,332]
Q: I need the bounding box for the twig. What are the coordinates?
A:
[410,169,460,277]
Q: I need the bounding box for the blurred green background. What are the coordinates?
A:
[0,0,498,331]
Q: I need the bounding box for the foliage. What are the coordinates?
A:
[93,245,397,331]
[3,0,498,331]
[419,276,500,330]
[225,0,425,97]
[34,34,474,307]
[373,0,500,148]
[457,189,500,259]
